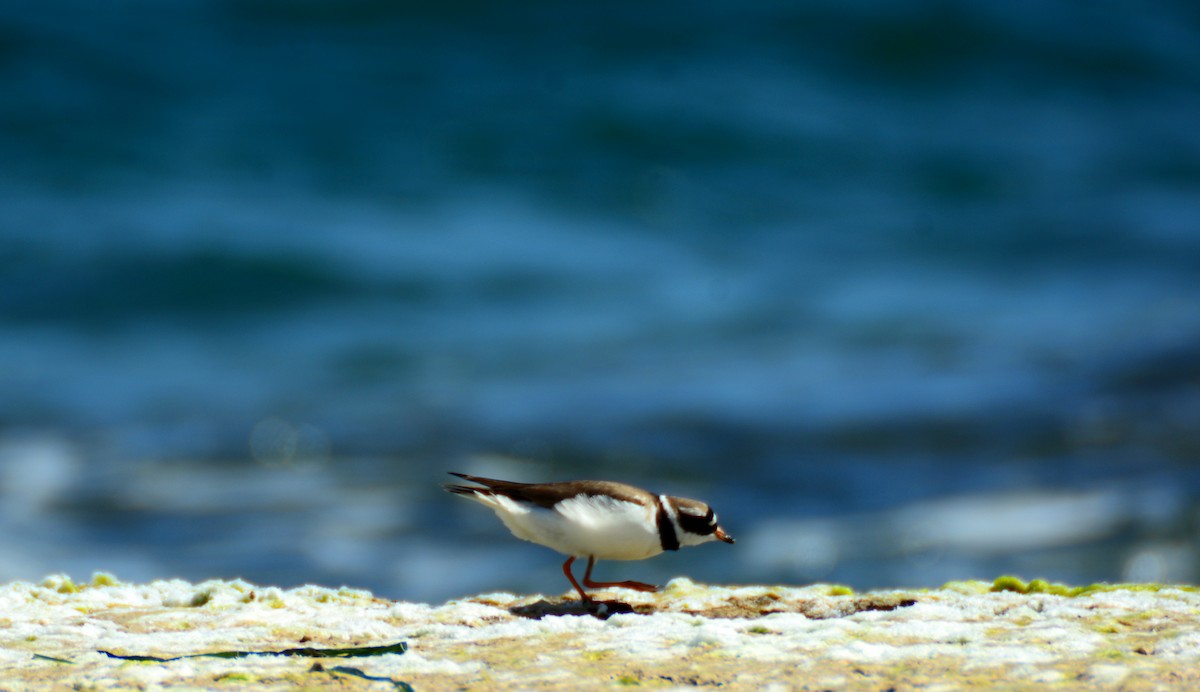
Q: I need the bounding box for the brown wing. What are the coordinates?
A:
[445,472,538,502]
[445,472,656,510]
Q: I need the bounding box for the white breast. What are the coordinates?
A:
[472,493,664,561]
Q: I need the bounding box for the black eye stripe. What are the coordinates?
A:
[678,512,716,535]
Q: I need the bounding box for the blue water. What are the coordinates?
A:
[2,1,1199,601]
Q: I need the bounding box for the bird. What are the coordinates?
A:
[444,472,734,602]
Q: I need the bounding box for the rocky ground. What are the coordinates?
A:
[2,573,1197,690]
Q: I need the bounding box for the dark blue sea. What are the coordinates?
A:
[2,0,1199,602]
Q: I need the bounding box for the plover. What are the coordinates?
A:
[445,472,734,602]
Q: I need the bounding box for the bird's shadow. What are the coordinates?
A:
[508,598,644,621]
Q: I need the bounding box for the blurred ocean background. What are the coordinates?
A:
[2,0,1199,603]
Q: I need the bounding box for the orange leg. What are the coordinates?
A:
[581,556,658,593]
[561,556,591,602]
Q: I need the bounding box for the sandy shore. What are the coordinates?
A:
[2,573,1197,690]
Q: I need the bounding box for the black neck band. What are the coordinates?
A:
[656,497,680,551]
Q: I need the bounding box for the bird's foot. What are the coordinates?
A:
[583,579,659,593]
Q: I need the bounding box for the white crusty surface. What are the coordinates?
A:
[2,574,1199,690]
